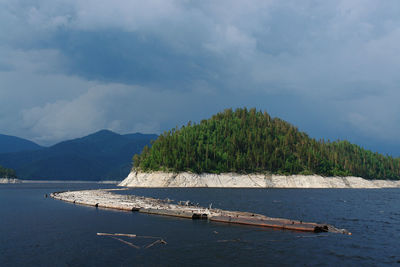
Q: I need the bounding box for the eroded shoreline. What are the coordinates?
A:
[119,171,400,188]
[0,178,21,184]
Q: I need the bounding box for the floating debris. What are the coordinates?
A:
[51,189,351,235]
[96,232,167,249]
[97,233,137,238]
[145,239,167,249]
[110,237,140,249]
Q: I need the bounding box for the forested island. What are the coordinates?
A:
[0,165,17,178]
[133,108,400,180]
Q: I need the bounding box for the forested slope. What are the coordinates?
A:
[133,108,400,180]
[0,165,17,178]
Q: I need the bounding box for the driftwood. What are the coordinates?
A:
[145,239,167,249]
[97,232,137,238]
[97,232,167,249]
[110,237,140,249]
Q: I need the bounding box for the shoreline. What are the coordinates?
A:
[0,178,21,184]
[0,179,120,184]
[119,171,400,188]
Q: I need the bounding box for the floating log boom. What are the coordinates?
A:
[50,189,350,234]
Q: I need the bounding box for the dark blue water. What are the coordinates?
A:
[1,183,400,266]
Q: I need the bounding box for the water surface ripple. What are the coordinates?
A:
[1,184,399,266]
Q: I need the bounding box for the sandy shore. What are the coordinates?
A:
[0,178,21,184]
[119,171,400,188]
[0,179,120,184]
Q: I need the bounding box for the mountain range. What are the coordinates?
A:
[0,130,157,180]
[0,134,43,153]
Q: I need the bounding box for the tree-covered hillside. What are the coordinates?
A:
[133,108,400,180]
[0,165,17,178]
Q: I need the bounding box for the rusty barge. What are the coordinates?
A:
[50,189,350,234]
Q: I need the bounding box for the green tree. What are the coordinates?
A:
[132,108,400,180]
[0,165,17,178]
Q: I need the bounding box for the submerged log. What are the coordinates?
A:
[145,239,167,249]
[110,237,140,249]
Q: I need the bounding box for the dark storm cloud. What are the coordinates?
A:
[0,0,400,156]
[45,30,225,90]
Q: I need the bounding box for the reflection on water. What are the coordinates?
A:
[1,183,400,266]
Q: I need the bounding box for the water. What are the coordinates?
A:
[1,183,400,266]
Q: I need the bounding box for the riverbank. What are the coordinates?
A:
[119,171,400,188]
[0,178,21,184]
[0,179,120,184]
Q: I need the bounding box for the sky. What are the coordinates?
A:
[0,0,399,156]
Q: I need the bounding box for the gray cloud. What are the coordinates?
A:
[0,0,400,156]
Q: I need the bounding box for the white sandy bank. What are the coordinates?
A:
[0,178,21,184]
[119,171,400,188]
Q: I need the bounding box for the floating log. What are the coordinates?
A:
[145,239,167,249]
[110,237,140,249]
[97,233,137,238]
[97,232,167,249]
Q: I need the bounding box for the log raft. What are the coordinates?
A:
[50,189,350,234]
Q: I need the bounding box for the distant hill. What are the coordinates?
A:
[134,108,400,180]
[0,130,157,180]
[0,134,43,153]
[0,165,17,178]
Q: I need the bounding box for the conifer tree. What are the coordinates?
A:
[132,108,400,180]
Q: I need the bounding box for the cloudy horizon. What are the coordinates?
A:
[1,0,400,156]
